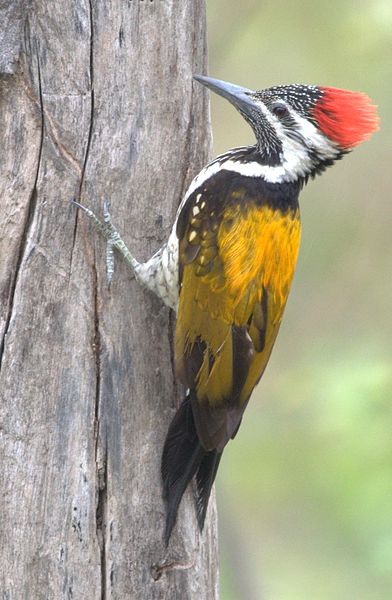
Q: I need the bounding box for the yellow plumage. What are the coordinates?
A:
[176,194,301,450]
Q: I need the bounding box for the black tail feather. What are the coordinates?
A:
[195,450,222,530]
[161,394,222,545]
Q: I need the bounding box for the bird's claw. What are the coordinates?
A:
[72,198,121,286]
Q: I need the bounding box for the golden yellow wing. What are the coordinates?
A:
[175,181,301,451]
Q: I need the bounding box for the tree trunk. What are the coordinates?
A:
[0,2,219,598]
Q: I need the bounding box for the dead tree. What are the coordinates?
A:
[0,1,219,598]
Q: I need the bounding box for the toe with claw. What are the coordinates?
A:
[72,198,139,286]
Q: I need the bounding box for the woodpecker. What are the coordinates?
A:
[74,75,378,545]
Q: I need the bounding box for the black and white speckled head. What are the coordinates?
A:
[194,76,378,184]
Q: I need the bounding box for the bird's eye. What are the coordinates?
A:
[271,103,289,118]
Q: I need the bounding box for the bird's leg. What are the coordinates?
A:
[72,199,140,287]
[72,199,178,310]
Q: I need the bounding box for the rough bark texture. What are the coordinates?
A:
[0,1,218,598]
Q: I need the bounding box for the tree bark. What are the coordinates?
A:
[0,1,219,598]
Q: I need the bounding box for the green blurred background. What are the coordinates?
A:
[206,1,392,598]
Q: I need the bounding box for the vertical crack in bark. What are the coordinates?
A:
[71,0,95,270]
[70,207,79,265]
[92,260,107,599]
[96,442,108,600]
[0,51,44,371]
[70,0,95,276]
[92,262,102,441]
[96,462,108,600]
[81,5,107,596]
[79,0,95,197]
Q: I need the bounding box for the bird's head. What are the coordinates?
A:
[194,75,379,183]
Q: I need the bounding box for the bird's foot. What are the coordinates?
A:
[72,199,139,286]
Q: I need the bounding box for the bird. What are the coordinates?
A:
[74,75,379,546]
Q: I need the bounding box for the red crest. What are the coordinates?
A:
[313,87,379,149]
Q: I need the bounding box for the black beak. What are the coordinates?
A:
[194,75,259,118]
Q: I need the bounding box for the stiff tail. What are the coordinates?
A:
[161,393,222,545]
